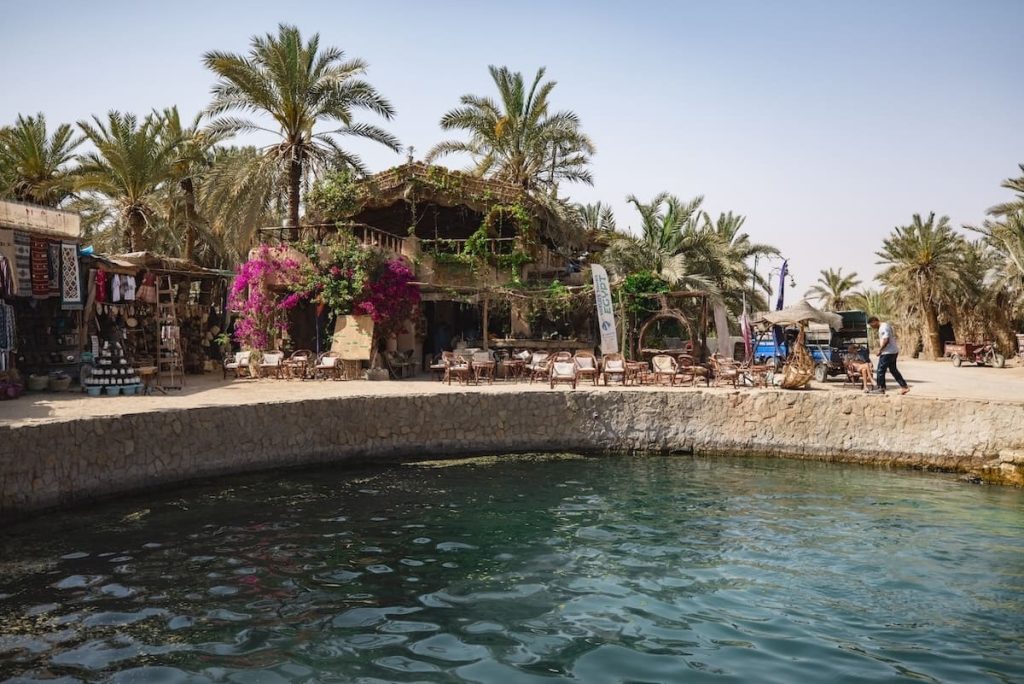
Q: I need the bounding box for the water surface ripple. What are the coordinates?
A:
[1,455,1022,683]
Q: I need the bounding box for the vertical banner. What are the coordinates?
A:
[591,265,618,354]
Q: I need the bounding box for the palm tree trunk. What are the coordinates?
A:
[127,210,145,252]
[181,176,199,262]
[287,146,303,242]
[922,300,942,359]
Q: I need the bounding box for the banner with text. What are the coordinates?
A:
[591,264,618,354]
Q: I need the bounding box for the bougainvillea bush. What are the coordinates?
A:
[354,257,420,338]
[229,245,300,350]
[289,234,420,341]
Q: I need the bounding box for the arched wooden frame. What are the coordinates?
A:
[637,310,695,352]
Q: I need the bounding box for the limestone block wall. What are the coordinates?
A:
[2,390,1022,520]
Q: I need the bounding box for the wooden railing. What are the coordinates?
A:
[419,237,518,255]
[346,224,406,255]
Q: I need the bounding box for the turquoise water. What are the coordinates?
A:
[1,454,1022,683]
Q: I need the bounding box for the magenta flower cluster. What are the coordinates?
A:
[228,245,300,350]
[354,258,420,336]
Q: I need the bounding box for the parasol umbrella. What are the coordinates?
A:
[753,300,841,389]
[754,299,843,330]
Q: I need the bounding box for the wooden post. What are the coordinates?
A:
[481,295,489,351]
[619,292,628,359]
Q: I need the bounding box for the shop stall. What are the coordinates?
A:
[82,252,233,391]
[0,200,84,397]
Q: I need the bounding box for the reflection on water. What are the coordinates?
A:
[1,455,1022,683]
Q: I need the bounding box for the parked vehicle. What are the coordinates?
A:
[944,341,1005,368]
[751,310,868,382]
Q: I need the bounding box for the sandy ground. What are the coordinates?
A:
[1,357,1021,428]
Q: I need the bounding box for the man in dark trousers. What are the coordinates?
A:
[867,316,910,395]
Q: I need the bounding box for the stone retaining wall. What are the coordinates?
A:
[2,390,1022,519]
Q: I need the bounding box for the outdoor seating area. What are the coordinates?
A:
[223,349,352,380]
[416,347,781,390]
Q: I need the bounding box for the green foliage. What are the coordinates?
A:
[203,23,400,230]
[617,271,669,319]
[306,170,360,222]
[75,111,177,251]
[805,268,862,311]
[0,113,81,206]
[426,65,594,192]
[292,234,384,316]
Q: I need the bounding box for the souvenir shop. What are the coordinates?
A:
[0,225,85,398]
[82,252,232,390]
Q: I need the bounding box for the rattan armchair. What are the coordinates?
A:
[574,351,600,386]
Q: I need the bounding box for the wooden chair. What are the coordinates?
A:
[284,349,314,380]
[223,350,252,379]
[386,350,417,379]
[601,353,627,385]
[527,352,551,383]
[446,353,474,385]
[550,359,578,389]
[259,350,285,379]
[471,351,496,384]
[651,354,678,386]
[429,352,449,381]
[551,351,573,362]
[574,351,600,386]
[314,351,342,380]
[675,354,699,387]
[709,354,740,388]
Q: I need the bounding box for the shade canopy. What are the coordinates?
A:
[754,299,843,329]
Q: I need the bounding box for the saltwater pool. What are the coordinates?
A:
[1,454,1022,683]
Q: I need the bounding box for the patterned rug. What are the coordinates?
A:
[47,241,61,297]
[31,236,50,298]
[14,231,31,298]
[60,242,82,310]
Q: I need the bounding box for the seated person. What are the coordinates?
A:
[843,344,873,391]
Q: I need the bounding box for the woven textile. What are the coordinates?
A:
[0,303,14,352]
[14,231,31,298]
[47,241,61,297]
[30,236,49,297]
[60,242,83,310]
[0,229,17,294]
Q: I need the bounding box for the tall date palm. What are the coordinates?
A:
[876,212,966,359]
[0,113,81,206]
[203,23,400,240]
[427,66,594,193]
[76,111,175,252]
[154,106,228,261]
[805,268,862,311]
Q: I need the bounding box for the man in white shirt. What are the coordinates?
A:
[867,316,910,395]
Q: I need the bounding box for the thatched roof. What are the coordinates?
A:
[755,299,843,329]
[89,251,232,278]
[356,162,536,213]
[352,163,577,247]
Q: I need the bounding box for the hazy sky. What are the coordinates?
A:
[2,0,1022,292]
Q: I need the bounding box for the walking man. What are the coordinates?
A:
[867,316,910,395]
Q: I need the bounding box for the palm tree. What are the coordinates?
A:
[203,23,400,240]
[199,146,286,267]
[805,268,862,311]
[0,113,81,206]
[76,111,176,252]
[989,163,1024,217]
[576,202,616,234]
[695,211,778,314]
[154,107,229,261]
[427,66,594,193]
[850,288,892,320]
[601,193,715,290]
[877,212,967,359]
